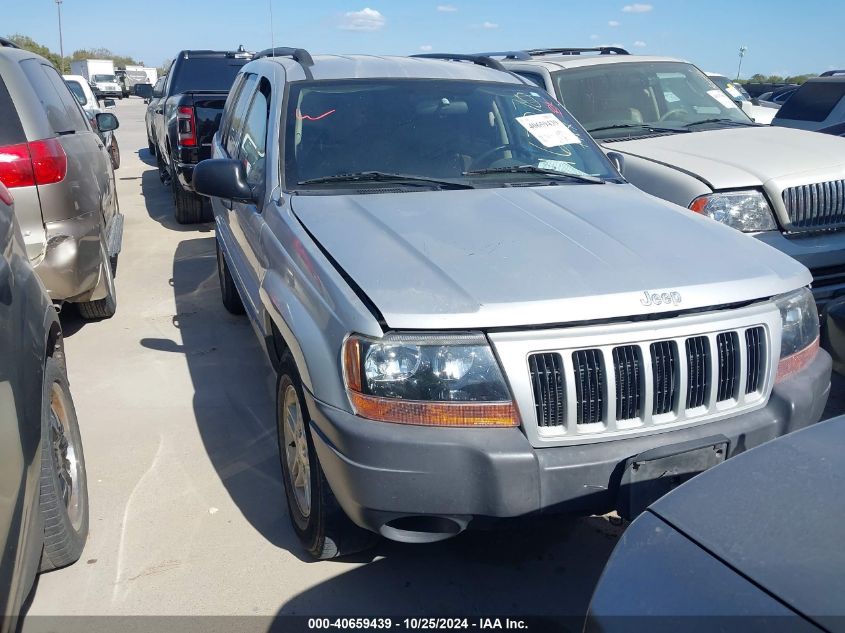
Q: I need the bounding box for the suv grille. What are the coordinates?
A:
[783,180,845,231]
[528,325,769,432]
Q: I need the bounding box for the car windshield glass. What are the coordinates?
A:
[552,61,752,139]
[65,80,87,105]
[92,74,116,83]
[285,79,618,191]
[709,75,748,102]
[171,57,250,93]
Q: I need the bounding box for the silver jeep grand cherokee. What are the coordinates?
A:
[193,50,831,559]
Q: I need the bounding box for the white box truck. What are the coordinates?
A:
[70,59,122,99]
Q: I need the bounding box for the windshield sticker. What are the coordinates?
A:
[512,92,544,112]
[538,159,587,175]
[516,113,581,147]
[544,100,563,116]
[725,84,744,99]
[296,108,336,121]
[663,91,681,103]
[706,90,738,109]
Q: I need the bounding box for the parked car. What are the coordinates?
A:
[772,76,845,133]
[0,180,89,633]
[494,47,845,372]
[758,84,799,107]
[152,48,252,224]
[706,72,776,124]
[193,50,830,559]
[586,415,845,632]
[0,39,123,320]
[64,74,120,169]
[145,76,166,154]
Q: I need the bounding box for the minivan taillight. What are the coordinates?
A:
[177,106,197,147]
[0,138,67,189]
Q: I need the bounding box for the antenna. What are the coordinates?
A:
[269,0,275,57]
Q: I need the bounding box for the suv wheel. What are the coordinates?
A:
[216,238,245,315]
[171,161,209,224]
[148,137,156,155]
[39,354,89,571]
[77,245,117,320]
[109,136,120,170]
[276,353,378,559]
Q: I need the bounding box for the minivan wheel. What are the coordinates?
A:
[216,238,245,315]
[77,245,117,320]
[276,354,378,559]
[171,162,209,224]
[39,354,89,572]
[109,136,120,170]
[148,137,156,155]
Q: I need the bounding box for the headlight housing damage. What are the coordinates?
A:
[343,332,519,427]
[775,287,820,382]
[690,190,777,233]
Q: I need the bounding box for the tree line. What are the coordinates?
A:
[740,73,819,85]
[5,33,144,72]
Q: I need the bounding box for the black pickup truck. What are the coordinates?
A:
[152,49,252,223]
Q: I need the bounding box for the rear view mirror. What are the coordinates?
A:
[194,159,255,202]
[95,112,119,132]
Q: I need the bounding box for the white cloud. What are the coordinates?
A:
[608,20,620,27]
[339,7,386,31]
[437,4,457,11]
[590,34,600,40]
[622,3,653,12]
[482,21,499,29]
[633,40,647,47]
[419,44,433,51]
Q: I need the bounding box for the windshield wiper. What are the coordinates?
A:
[685,118,756,128]
[298,171,473,189]
[587,123,687,134]
[463,165,605,184]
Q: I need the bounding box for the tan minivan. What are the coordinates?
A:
[0,39,122,319]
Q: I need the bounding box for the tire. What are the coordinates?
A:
[276,353,378,559]
[77,245,117,320]
[39,354,88,572]
[148,137,156,155]
[216,237,245,315]
[171,161,208,224]
[109,136,120,170]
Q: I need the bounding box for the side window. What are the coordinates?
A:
[20,59,87,133]
[152,77,165,98]
[224,74,258,158]
[515,71,547,89]
[237,80,271,187]
[219,73,247,150]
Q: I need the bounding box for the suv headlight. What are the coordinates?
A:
[343,332,519,427]
[775,288,820,382]
[689,190,777,232]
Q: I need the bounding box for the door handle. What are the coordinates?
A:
[155,108,163,114]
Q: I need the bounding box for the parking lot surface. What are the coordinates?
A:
[20,98,639,626]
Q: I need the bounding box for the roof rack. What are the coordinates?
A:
[478,51,532,61]
[0,37,20,49]
[254,47,314,67]
[527,46,630,57]
[411,53,506,71]
[820,70,845,77]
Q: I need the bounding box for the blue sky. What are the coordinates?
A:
[5,0,844,77]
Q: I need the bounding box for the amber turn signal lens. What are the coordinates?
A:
[776,337,819,383]
[348,391,520,427]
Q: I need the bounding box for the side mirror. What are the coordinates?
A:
[103,98,116,109]
[144,98,150,104]
[95,112,119,132]
[194,159,255,202]
[606,151,625,175]
[751,97,761,106]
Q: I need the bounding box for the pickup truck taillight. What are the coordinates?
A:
[177,106,197,147]
[0,139,68,189]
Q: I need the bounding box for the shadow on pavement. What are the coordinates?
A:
[137,147,157,167]
[140,168,213,233]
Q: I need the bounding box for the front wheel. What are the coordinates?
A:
[216,238,245,315]
[276,354,378,559]
[39,354,89,571]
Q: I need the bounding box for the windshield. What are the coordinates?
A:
[709,75,749,102]
[284,79,618,191]
[93,74,116,83]
[552,61,752,139]
[172,57,249,93]
[65,80,87,105]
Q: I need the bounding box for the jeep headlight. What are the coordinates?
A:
[343,332,518,427]
[775,288,820,382]
[690,190,777,232]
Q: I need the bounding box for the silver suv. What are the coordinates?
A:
[0,39,122,319]
[193,50,830,559]
[496,47,845,370]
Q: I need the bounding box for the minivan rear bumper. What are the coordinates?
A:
[307,349,831,542]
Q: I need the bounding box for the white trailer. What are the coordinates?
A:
[124,65,158,86]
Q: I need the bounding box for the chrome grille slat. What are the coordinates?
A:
[745,327,765,394]
[573,349,604,425]
[685,336,709,409]
[784,179,845,231]
[650,341,677,415]
[528,353,565,427]
[716,332,740,402]
[613,345,642,421]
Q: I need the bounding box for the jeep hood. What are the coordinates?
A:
[291,185,809,330]
[606,126,845,190]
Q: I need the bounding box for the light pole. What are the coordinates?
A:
[55,0,65,73]
[736,45,747,81]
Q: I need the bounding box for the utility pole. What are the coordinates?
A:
[55,0,65,73]
[736,45,748,81]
